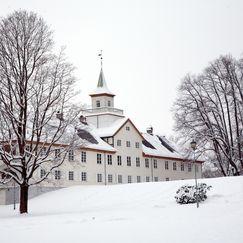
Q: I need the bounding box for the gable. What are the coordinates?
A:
[113,119,144,140]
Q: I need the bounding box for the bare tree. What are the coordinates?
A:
[173,55,243,176]
[0,10,80,213]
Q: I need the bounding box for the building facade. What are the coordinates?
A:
[0,67,203,204]
[39,67,203,186]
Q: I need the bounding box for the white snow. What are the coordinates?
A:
[142,132,183,159]
[0,176,243,243]
[96,117,128,137]
[76,124,116,152]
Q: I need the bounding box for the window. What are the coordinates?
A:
[146,176,150,182]
[40,169,46,178]
[154,160,158,169]
[25,145,31,157]
[137,176,141,183]
[166,177,170,181]
[81,172,87,181]
[126,141,131,147]
[117,155,122,166]
[145,158,149,168]
[154,177,159,182]
[97,153,102,164]
[118,175,122,183]
[108,100,111,107]
[81,151,86,163]
[128,175,132,183]
[181,163,184,171]
[55,149,61,159]
[96,100,100,107]
[188,163,192,172]
[126,126,130,131]
[165,161,169,170]
[68,171,74,180]
[136,157,140,167]
[135,142,140,148]
[173,162,177,171]
[127,156,131,166]
[40,147,47,157]
[107,154,112,165]
[97,173,102,183]
[68,150,74,161]
[117,139,122,146]
[54,170,61,180]
[108,174,113,183]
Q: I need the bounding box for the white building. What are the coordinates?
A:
[0,67,203,204]
[42,67,203,186]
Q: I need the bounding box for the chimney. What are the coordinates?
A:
[146,126,153,135]
[79,115,87,125]
[56,111,64,121]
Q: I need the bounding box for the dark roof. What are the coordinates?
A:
[142,139,156,149]
[77,129,98,144]
[156,135,175,153]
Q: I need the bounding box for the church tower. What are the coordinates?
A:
[82,63,124,128]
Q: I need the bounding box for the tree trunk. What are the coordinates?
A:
[20,184,29,214]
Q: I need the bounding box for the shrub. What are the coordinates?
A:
[175,183,212,204]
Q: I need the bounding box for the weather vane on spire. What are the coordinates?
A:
[98,50,103,68]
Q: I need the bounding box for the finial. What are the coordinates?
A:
[98,50,103,68]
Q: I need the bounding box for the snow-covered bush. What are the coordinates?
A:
[175,183,212,204]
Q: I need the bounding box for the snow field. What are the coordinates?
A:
[0,176,243,243]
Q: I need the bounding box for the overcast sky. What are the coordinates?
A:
[1,0,243,136]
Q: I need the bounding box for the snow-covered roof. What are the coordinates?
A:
[76,124,116,153]
[142,133,183,160]
[90,68,114,97]
[96,117,129,137]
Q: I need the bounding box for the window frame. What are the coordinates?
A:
[145,158,149,168]
[97,153,102,164]
[96,100,101,108]
[136,157,140,167]
[154,159,158,169]
[68,171,74,180]
[127,156,131,166]
[54,170,61,180]
[117,139,122,146]
[81,172,87,181]
[81,151,86,163]
[97,173,102,183]
[117,155,122,166]
[173,162,177,171]
[108,174,113,183]
[68,150,74,161]
[165,160,169,170]
[107,154,112,165]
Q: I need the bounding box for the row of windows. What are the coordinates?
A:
[96,100,112,108]
[44,170,164,183]
[116,140,140,148]
[67,151,197,172]
[42,170,88,181]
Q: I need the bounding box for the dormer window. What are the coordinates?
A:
[96,100,100,108]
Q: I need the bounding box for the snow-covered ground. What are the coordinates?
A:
[0,176,243,243]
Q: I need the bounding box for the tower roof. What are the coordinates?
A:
[90,68,115,97]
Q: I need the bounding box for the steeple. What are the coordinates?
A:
[82,52,124,128]
[90,54,115,97]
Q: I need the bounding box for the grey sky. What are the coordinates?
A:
[1,0,243,136]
